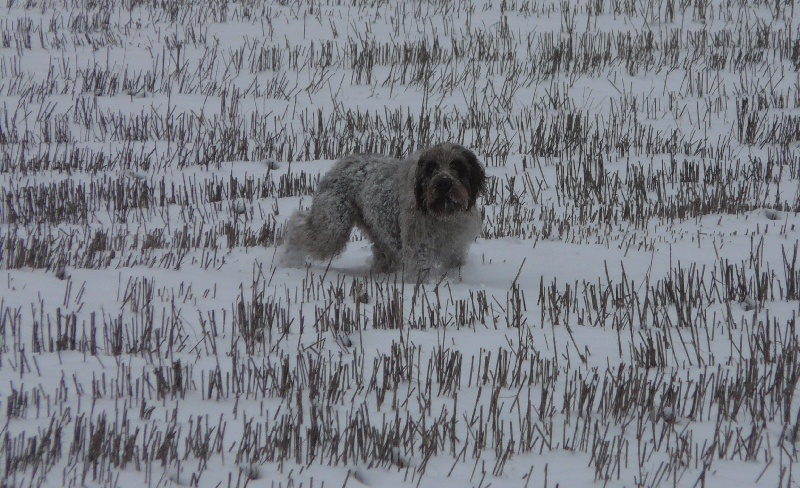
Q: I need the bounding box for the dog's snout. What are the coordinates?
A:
[435,176,453,192]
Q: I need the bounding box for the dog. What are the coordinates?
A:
[282,143,486,278]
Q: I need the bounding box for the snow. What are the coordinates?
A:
[1,0,799,487]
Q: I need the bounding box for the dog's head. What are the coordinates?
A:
[414,143,486,216]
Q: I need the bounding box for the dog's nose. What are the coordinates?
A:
[435,177,453,192]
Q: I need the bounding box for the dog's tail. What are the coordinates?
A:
[281,202,354,267]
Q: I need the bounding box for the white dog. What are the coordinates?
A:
[282,143,486,278]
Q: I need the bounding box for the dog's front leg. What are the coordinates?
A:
[400,218,442,281]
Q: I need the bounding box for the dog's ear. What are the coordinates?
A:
[462,148,486,208]
[414,157,431,212]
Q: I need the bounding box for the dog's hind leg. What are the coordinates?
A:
[282,190,356,265]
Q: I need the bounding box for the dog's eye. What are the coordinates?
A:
[451,160,466,175]
[422,160,437,174]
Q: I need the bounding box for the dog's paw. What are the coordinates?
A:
[278,245,307,268]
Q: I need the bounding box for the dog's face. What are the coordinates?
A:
[414,144,486,216]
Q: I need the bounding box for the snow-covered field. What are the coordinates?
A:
[1,0,800,486]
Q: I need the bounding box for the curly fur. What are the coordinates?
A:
[282,143,486,278]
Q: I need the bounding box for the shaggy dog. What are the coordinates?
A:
[282,143,486,278]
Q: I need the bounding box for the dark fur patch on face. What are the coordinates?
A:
[414,144,486,215]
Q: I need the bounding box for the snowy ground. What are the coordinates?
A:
[1,0,800,487]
